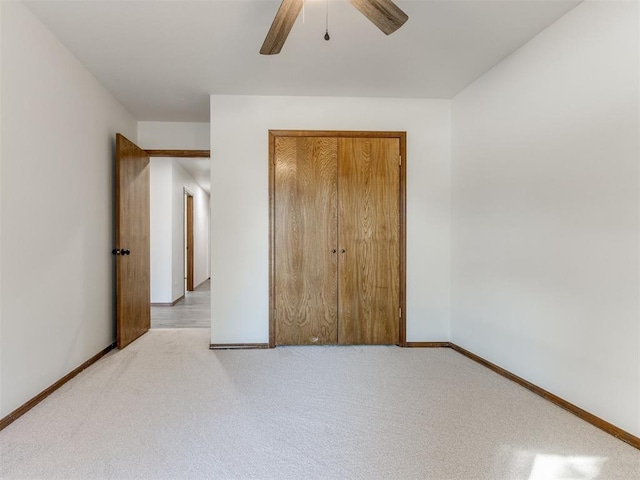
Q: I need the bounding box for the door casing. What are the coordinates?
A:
[268,130,407,348]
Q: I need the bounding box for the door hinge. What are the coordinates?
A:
[399,307,402,319]
[399,156,402,167]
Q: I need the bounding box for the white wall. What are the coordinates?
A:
[0,2,137,417]
[172,161,210,300]
[150,158,173,303]
[0,2,4,412]
[210,95,451,344]
[195,182,211,281]
[138,121,210,151]
[451,0,639,437]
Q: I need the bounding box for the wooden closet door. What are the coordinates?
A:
[274,137,338,345]
[338,137,400,344]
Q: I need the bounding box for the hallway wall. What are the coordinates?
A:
[172,161,210,300]
[150,158,173,303]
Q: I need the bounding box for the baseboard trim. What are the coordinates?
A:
[0,342,116,432]
[194,278,209,290]
[405,341,450,348]
[209,343,270,350]
[151,295,185,307]
[448,342,640,450]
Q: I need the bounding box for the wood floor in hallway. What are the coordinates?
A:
[151,279,210,328]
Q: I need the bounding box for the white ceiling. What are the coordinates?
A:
[25,0,581,122]
[176,157,211,194]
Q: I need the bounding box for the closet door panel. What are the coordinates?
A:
[338,137,400,345]
[274,137,338,345]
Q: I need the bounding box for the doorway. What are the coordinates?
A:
[143,151,211,329]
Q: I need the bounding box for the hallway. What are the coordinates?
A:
[151,280,210,328]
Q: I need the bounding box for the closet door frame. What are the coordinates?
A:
[268,130,407,348]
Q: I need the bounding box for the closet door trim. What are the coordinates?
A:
[268,130,407,348]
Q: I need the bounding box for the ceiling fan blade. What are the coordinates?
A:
[260,0,304,55]
[349,0,408,35]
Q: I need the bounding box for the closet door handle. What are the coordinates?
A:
[341,249,346,254]
[332,249,337,254]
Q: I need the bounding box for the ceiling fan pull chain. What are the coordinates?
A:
[324,0,330,41]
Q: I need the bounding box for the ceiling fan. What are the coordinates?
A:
[260,0,408,55]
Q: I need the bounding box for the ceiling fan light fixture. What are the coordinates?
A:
[260,0,408,55]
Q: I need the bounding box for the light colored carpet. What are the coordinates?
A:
[0,328,638,479]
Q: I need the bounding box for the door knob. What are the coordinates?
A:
[332,249,337,254]
[341,249,346,253]
[111,249,120,256]
[122,249,131,255]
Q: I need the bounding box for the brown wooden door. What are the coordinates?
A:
[337,137,400,344]
[274,136,338,345]
[115,134,150,349]
[186,193,194,291]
